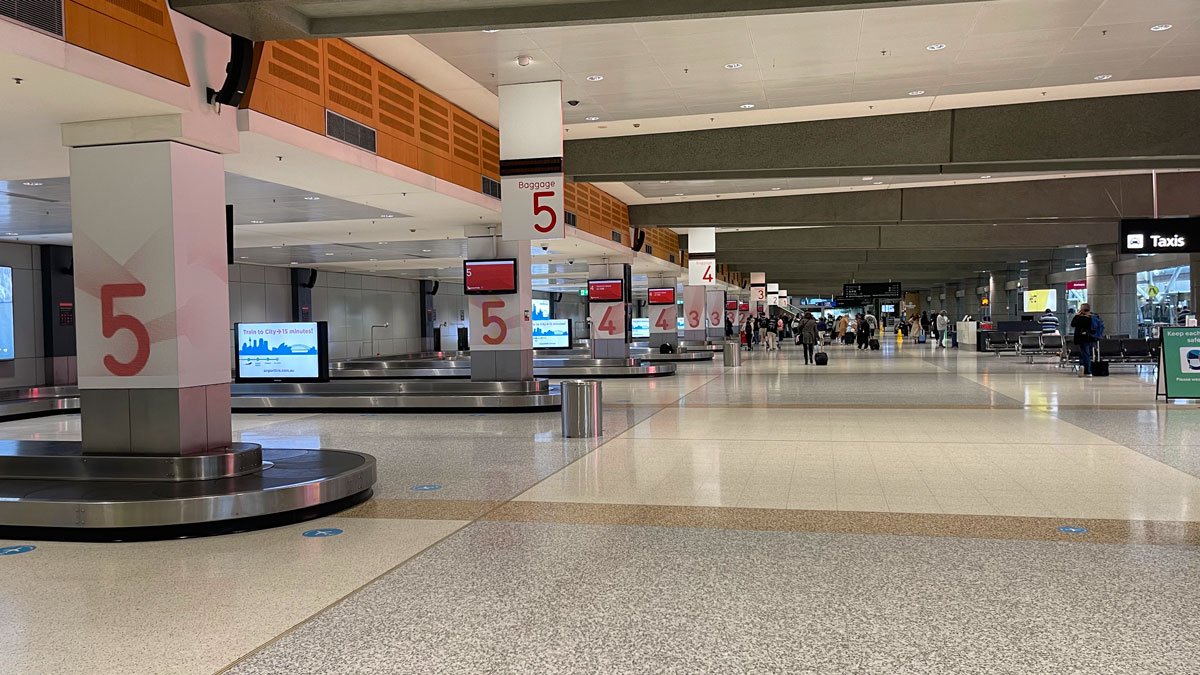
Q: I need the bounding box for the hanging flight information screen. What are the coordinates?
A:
[464,259,518,295]
[647,287,676,305]
[588,279,624,302]
[235,322,329,381]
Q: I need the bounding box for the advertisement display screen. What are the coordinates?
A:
[235,322,327,380]
[0,267,13,361]
[532,298,551,320]
[881,304,896,313]
[631,318,650,339]
[588,279,624,302]
[532,319,571,349]
[647,287,676,305]
[464,259,518,295]
[1023,289,1058,312]
[677,316,685,331]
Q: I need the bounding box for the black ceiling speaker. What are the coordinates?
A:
[631,228,646,252]
[430,280,440,295]
[304,270,319,289]
[552,293,562,302]
[207,34,253,107]
[225,204,235,265]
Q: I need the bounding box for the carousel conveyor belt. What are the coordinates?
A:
[0,379,560,420]
[330,355,677,378]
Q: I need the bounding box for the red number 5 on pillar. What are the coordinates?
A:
[100,283,150,377]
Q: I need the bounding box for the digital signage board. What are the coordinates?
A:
[588,279,624,302]
[532,319,571,349]
[235,322,328,381]
[647,288,676,305]
[0,267,13,361]
[464,259,518,295]
[631,317,650,338]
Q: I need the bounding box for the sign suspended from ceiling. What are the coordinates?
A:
[842,282,903,299]
[1120,217,1200,254]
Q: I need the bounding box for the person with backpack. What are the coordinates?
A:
[1071,303,1098,377]
[797,312,819,364]
[765,316,779,351]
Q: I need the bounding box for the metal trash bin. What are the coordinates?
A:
[723,341,741,367]
[561,380,602,438]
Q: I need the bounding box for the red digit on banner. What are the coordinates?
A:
[100,283,150,377]
[688,310,700,328]
[532,191,558,234]
[599,305,619,335]
[711,311,720,326]
[481,299,508,345]
[655,310,673,331]
[703,265,714,283]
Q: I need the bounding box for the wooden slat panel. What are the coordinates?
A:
[246,81,325,136]
[376,69,418,143]
[323,40,375,128]
[64,0,188,86]
[417,90,453,160]
[480,126,500,179]
[258,41,324,105]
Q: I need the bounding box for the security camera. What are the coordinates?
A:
[567,100,580,107]
[568,259,575,264]
[541,245,549,252]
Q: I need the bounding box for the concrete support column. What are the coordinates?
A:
[960,280,981,319]
[945,283,960,319]
[70,141,232,455]
[989,272,1009,320]
[1189,253,1200,315]
[588,263,632,359]
[647,276,678,350]
[1086,244,1119,326]
[466,231,534,380]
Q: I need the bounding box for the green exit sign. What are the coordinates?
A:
[579,289,588,296]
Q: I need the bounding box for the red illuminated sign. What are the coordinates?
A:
[464,259,518,295]
[725,300,737,311]
[647,287,675,305]
[1067,280,1087,290]
[588,279,624,302]
[739,303,750,311]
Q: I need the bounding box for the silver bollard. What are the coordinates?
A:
[561,380,602,438]
[723,340,741,367]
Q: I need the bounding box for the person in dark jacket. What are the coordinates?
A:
[1071,303,1096,377]
[797,312,820,364]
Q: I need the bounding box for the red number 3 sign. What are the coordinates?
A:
[100,283,150,377]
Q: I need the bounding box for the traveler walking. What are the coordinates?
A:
[1039,309,1060,334]
[742,317,754,351]
[836,315,849,344]
[797,312,819,364]
[920,311,931,339]
[935,310,950,348]
[864,312,878,342]
[856,314,869,350]
[725,314,734,339]
[1071,303,1097,377]
[765,316,779,351]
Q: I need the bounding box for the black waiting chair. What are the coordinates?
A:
[1121,339,1153,362]
[1098,338,1124,361]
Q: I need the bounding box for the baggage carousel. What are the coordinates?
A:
[0,439,376,540]
[331,354,676,378]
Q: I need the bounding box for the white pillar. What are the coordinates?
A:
[70,141,231,455]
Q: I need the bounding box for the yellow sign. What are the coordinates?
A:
[981,297,990,306]
[1149,285,1160,299]
[1024,288,1057,312]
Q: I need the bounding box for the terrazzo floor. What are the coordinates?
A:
[2,340,1198,674]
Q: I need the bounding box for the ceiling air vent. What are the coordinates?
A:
[610,231,622,243]
[564,211,577,227]
[481,176,501,199]
[325,110,376,154]
[2,0,64,36]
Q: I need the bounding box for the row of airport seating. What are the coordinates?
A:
[994,331,1157,365]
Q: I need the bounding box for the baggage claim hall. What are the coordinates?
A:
[1,0,1199,673]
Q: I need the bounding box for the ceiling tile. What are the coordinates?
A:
[1086,0,1200,26]
[970,0,1103,34]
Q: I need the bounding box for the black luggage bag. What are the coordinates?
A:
[869,338,880,351]
[814,351,828,366]
[1091,361,1110,377]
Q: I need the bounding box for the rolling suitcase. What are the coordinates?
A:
[1091,361,1110,377]
[814,351,828,366]
[869,338,880,351]
[844,331,855,345]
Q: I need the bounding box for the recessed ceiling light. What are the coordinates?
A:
[873,181,883,185]
[250,219,264,224]
[585,116,600,121]
[325,252,335,256]
[586,74,604,82]
[421,249,432,252]
[380,214,394,218]
[771,187,782,191]
[980,175,992,179]
[369,258,377,261]
[908,90,926,96]
[724,63,743,70]
[239,256,248,259]
[4,232,18,236]
[926,43,947,51]
[289,261,298,265]
[303,196,320,200]
[271,245,282,249]
[739,103,756,109]
[1093,74,1113,81]
[1150,24,1172,32]
[482,29,499,33]
[378,241,388,244]
[660,180,670,183]
[862,176,874,181]
[674,193,684,196]
[21,181,42,186]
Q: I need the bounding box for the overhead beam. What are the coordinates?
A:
[631,172,1200,229]
[567,92,1200,182]
[715,223,1113,251]
[169,0,986,40]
